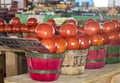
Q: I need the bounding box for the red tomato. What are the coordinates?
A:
[102,21,115,33]
[100,32,110,45]
[40,38,56,53]
[60,24,78,37]
[86,18,95,24]
[35,23,55,39]
[11,17,21,25]
[77,26,86,36]
[111,19,119,28]
[108,31,119,42]
[79,35,91,49]
[0,25,4,32]
[29,25,36,33]
[4,24,13,32]
[65,36,80,50]
[66,19,77,25]
[20,24,29,33]
[12,25,20,33]
[0,19,6,26]
[54,36,67,54]
[90,34,103,46]
[47,19,56,28]
[27,18,38,27]
[85,21,100,36]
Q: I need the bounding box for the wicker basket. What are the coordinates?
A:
[25,52,64,81]
[61,49,88,75]
[86,45,107,69]
[106,42,120,64]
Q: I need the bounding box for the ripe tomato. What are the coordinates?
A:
[77,26,86,36]
[35,23,55,39]
[84,21,100,36]
[86,18,95,24]
[99,32,110,45]
[27,18,38,27]
[46,19,56,28]
[111,19,119,28]
[40,38,56,53]
[10,17,21,25]
[79,35,91,49]
[60,23,78,37]
[29,25,36,33]
[0,18,6,26]
[0,25,4,32]
[12,25,20,33]
[65,36,80,50]
[20,24,29,33]
[54,36,67,54]
[66,19,77,25]
[4,24,13,32]
[102,21,115,33]
[108,31,119,42]
[90,34,103,46]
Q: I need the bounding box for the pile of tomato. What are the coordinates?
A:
[0,17,120,54]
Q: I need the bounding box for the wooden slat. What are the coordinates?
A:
[4,63,120,83]
[5,52,18,77]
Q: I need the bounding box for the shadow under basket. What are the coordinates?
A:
[25,52,64,81]
[61,49,88,75]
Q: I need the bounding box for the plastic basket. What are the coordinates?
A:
[61,49,88,75]
[25,52,64,81]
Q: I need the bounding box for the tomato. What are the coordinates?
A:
[54,36,67,54]
[60,23,78,37]
[27,18,38,27]
[102,21,115,33]
[90,34,103,46]
[79,35,91,49]
[40,38,56,54]
[111,19,119,28]
[66,19,77,25]
[35,23,55,39]
[0,18,6,26]
[46,19,56,28]
[11,17,21,25]
[84,21,100,36]
[77,26,86,36]
[12,25,20,33]
[29,25,36,33]
[108,31,119,42]
[99,32,110,45]
[0,25,4,32]
[55,25,61,35]
[4,24,13,32]
[65,36,80,50]
[20,24,29,33]
[86,18,95,24]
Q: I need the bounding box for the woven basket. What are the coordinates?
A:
[61,49,88,75]
[25,52,64,81]
[106,42,120,64]
[86,45,107,69]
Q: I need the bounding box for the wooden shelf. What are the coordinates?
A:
[4,63,120,83]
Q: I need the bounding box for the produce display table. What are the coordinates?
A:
[4,63,120,83]
[0,46,25,77]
